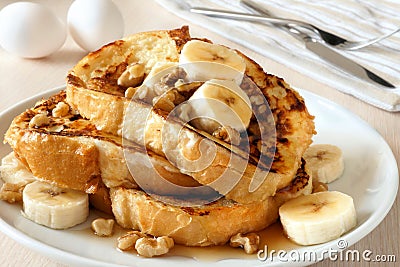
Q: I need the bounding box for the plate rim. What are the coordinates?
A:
[0,85,398,267]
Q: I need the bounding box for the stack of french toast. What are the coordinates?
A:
[1,26,333,253]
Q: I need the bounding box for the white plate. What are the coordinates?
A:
[0,86,398,267]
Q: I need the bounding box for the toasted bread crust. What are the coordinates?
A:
[8,129,101,193]
[65,27,315,204]
[4,91,202,194]
[111,162,311,246]
[239,52,315,185]
[111,187,279,246]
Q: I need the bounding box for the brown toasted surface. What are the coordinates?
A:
[111,187,279,246]
[66,27,191,134]
[65,26,315,203]
[111,161,311,246]
[240,52,315,187]
[4,91,202,193]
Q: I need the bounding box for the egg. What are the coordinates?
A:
[0,2,66,58]
[67,0,124,52]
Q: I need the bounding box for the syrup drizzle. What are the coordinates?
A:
[63,210,301,263]
[167,222,300,262]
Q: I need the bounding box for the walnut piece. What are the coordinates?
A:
[117,231,147,251]
[0,182,26,203]
[135,236,174,258]
[118,63,145,88]
[229,233,260,254]
[48,125,64,133]
[91,218,114,237]
[152,89,185,112]
[212,126,241,146]
[29,113,50,128]
[124,86,138,99]
[152,93,175,112]
[52,101,70,117]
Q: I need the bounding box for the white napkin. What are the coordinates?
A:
[156,0,400,111]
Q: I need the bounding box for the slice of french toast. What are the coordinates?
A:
[111,160,312,247]
[4,91,204,195]
[66,26,315,204]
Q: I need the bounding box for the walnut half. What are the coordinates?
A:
[229,233,260,254]
[91,218,114,237]
[52,101,70,117]
[135,236,174,258]
[118,63,145,88]
[29,113,50,128]
[117,231,147,251]
[0,182,26,203]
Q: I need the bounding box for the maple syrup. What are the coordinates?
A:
[167,222,300,262]
[65,209,301,262]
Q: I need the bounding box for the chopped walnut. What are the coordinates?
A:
[118,63,145,88]
[91,218,115,237]
[117,231,147,251]
[175,81,203,94]
[160,67,187,87]
[124,86,138,99]
[48,125,64,133]
[135,236,174,258]
[29,113,50,128]
[212,126,241,146]
[152,94,175,112]
[230,233,260,254]
[52,101,70,117]
[151,67,187,97]
[152,89,184,112]
[0,182,26,203]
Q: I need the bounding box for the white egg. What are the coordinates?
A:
[67,0,124,52]
[0,2,66,58]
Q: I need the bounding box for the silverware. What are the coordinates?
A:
[189,7,395,87]
[240,0,400,51]
[239,0,395,87]
[304,37,395,88]
[190,6,400,51]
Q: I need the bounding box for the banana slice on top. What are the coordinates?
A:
[303,144,344,183]
[279,191,357,246]
[22,181,89,229]
[187,79,252,134]
[179,40,246,84]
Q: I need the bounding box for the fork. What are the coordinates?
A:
[239,0,400,51]
[190,7,400,51]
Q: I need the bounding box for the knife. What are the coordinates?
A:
[239,0,395,88]
[190,5,395,88]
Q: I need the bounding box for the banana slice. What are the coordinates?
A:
[279,191,357,246]
[22,181,89,229]
[0,152,36,185]
[186,79,252,133]
[303,144,344,183]
[179,40,246,84]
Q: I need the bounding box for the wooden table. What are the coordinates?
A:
[0,1,398,266]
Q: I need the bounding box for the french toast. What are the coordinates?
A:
[111,160,312,246]
[2,90,313,246]
[1,26,318,251]
[4,91,204,195]
[66,26,315,204]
